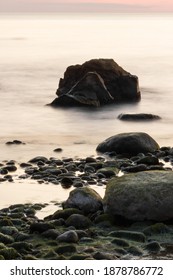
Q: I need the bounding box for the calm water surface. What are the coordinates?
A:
[0,13,173,210]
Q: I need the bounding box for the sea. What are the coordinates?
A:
[0,12,173,215]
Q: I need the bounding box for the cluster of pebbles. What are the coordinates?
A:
[1,145,173,186]
[0,201,173,260]
[1,144,173,259]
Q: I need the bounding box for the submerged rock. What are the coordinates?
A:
[50,58,140,107]
[118,113,161,121]
[104,171,173,222]
[96,132,159,156]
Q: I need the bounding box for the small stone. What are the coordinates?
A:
[55,244,77,254]
[57,230,79,243]
[54,148,63,152]
[111,238,130,247]
[144,241,161,253]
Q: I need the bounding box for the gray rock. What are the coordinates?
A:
[109,230,146,242]
[104,171,173,221]
[96,132,160,156]
[63,187,103,214]
[57,230,79,243]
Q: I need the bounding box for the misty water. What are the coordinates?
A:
[0,13,173,211]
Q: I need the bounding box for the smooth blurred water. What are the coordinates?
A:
[1,13,173,160]
[0,12,173,210]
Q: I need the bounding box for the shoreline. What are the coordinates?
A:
[1,144,173,259]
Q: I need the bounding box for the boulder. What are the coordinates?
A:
[50,58,140,107]
[96,132,159,156]
[62,187,103,214]
[118,113,161,121]
[104,171,173,222]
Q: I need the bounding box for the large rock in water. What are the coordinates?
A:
[50,58,140,107]
[96,132,159,156]
[104,171,173,222]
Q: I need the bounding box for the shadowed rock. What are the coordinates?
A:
[50,58,140,107]
[96,132,160,156]
[118,113,161,121]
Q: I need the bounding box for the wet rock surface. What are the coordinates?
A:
[96,132,160,156]
[1,134,173,259]
[50,59,140,107]
[0,201,173,260]
[118,113,161,121]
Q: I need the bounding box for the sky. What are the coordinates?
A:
[0,0,173,13]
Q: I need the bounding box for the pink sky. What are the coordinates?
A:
[0,0,173,12]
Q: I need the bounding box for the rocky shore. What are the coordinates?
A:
[1,132,173,260]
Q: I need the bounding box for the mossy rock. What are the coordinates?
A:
[94,214,115,226]
[50,208,83,220]
[63,187,103,214]
[127,245,143,256]
[111,237,130,248]
[0,247,21,259]
[23,254,38,260]
[143,223,172,236]
[43,250,59,260]
[0,226,19,236]
[109,230,146,242]
[0,218,13,227]
[104,171,173,222]
[30,222,55,233]
[0,233,14,244]
[143,241,161,253]
[10,242,33,252]
[69,253,91,260]
[97,167,118,178]
[55,244,77,254]
[0,242,6,250]
[66,214,92,229]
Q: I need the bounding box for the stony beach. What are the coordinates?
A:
[1,133,173,260]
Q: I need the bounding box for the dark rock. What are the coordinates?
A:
[93,251,115,260]
[53,148,63,152]
[144,241,161,253]
[0,233,14,244]
[143,223,173,236]
[63,187,103,214]
[134,155,159,165]
[55,244,77,254]
[111,238,130,247]
[109,230,146,242]
[96,132,160,156]
[50,58,140,107]
[50,208,83,220]
[127,246,143,256]
[122,164,147,173]
[60,177,73,188]
[118,113,161,121]
[29,156,48,163]
[30,222,55,233]
[41,229,60,239]
[6,140,25,145]
[104,171,173,222]
[65,214,92,229]
[0,248,20,259]
[5,165,17,172]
